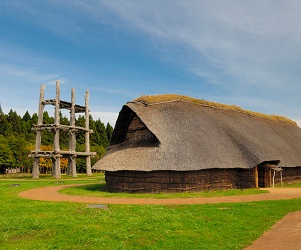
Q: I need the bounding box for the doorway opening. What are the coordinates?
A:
[257,161,280,188]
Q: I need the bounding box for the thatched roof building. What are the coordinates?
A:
[93,95,301,192]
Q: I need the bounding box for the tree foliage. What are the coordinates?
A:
[0,105,113,174]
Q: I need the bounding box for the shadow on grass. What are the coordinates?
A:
[64,183,271,199]
[74,183,106,192]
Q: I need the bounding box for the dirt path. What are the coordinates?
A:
[19,185,301,249]
[19,184,301,205]
[245,211,301,250]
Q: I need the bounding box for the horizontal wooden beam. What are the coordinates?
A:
[60,151,96,156]
[42,99,86,113]
[29,151,96,158]
[32,124,93,133]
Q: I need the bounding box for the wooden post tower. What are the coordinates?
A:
[30,80,96,178]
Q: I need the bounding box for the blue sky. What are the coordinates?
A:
[1,0,301,126]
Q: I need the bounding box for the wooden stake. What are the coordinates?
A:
[68,88,77,177]
[85,90,92,176]
[32,85,45,178]
[53,80,61,178]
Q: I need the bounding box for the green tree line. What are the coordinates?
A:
[0,105,113,174]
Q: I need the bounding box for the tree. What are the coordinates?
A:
[106,123,114,142]
[43,111,53,124]
[20,111,34,140]
[75,115,86,145]
[59,112,70,148]
[0,106,8,135]
[91,145,106,166]
[89,115,100,146]
[41,111,54,146]
[31,113,38,126]
[39,145,53,174]
[95,119,109,148]
[0,135,14,173]
[8,135,32,170]
[22,111,31,122]
[7,109,22,134]
[60,157,68,173]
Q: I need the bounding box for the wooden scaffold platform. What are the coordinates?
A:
[29,80,96,178]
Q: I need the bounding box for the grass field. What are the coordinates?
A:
[1,174,301,250]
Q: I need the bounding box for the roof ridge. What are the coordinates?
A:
[132,95,297,125]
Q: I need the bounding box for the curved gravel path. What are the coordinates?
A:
[19,184,301,205]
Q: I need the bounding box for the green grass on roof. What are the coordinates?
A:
[134,94,296,125]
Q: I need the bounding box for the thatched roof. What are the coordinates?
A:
[93,95,301,172]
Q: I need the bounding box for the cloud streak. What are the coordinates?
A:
[97,1,301,88]
[0,64,61,84]
[6,1,301,89]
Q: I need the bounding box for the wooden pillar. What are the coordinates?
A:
[85,90,92,176]
[255,166,258,188]
[68,88,77,177]
[32,85,45,178]
[53,80,61,178]
[68,155,76,177]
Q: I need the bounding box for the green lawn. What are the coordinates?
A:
[60,183,268,199]
[1,174,300,250]
[277,181,301,188]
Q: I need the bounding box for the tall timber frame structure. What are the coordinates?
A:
[30,80,95,178]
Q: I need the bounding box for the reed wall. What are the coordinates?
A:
[105,169,254,193]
